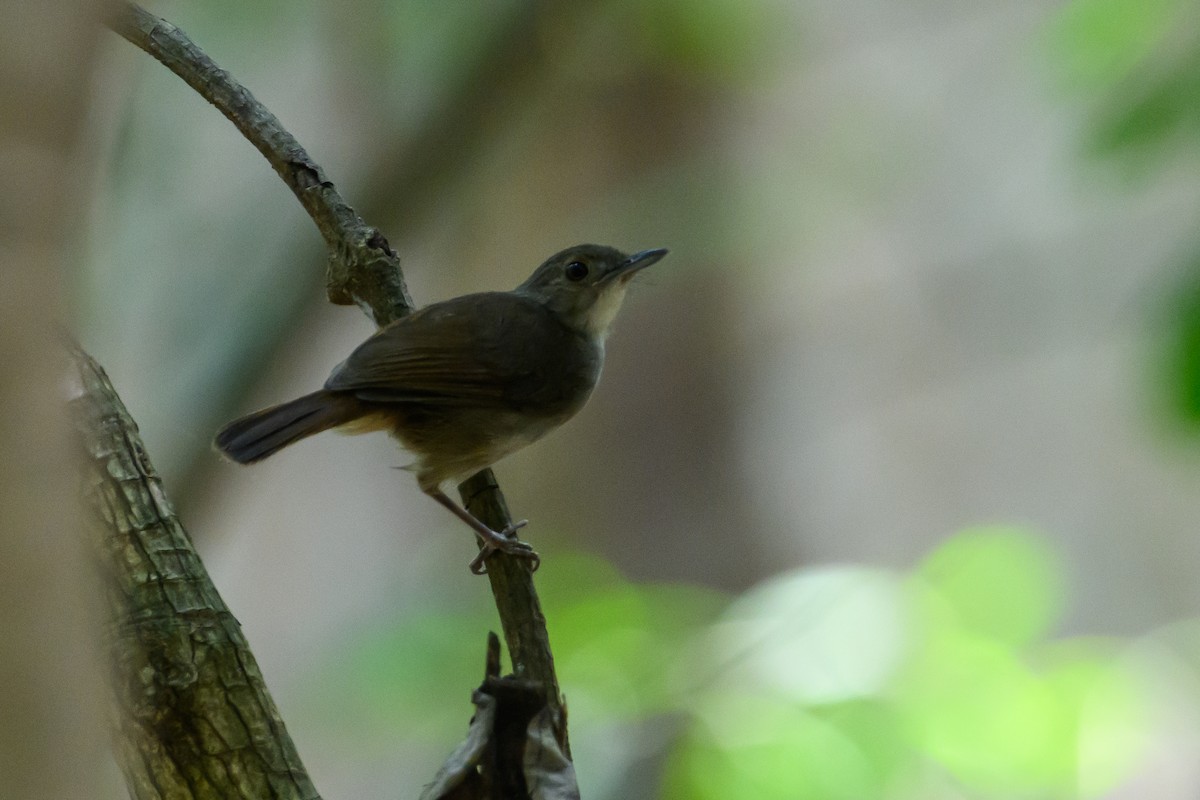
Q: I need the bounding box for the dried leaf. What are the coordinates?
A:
[419,691,495,800]
[524,707,580,800]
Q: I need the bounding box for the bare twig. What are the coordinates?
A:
[112,1,412,326]
[107,0,569,755]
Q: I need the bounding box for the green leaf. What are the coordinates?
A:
[702,566,908,703]
[1156,256,1200,429]
[1040,640,1148,797]
[663,694,881,800]
[899,633,1073,793]
[1047,0,1186,89]
[912,526,1063,647]
[1085,59,1200,160]
[542,556,728,719]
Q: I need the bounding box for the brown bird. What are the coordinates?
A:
[215,244,667,573]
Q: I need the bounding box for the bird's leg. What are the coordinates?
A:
[424,487,540,574]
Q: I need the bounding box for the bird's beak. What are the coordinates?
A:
[609,248,669,283]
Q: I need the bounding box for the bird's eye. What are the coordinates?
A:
[565,261,589,281]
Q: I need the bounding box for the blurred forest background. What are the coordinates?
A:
[64,0,1200,797]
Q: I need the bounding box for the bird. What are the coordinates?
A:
[214,244,668,573]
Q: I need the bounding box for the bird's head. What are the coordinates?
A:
[516,244,668,340]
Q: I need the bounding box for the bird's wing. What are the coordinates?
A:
[324,293,569,408]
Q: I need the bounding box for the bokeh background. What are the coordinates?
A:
[79,0,1200,797]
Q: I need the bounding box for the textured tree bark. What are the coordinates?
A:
[69,346,321,800]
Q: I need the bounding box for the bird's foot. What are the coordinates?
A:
[469,520,540,574]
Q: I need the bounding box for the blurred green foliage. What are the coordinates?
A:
[1048,0,1200,430]
[1047,0,1196,162]
[318,552,728,743]
[631,0,776,80]
[1159,266,1200,428]
[665,527,1148,799]
[313,528,1156,798]
[538,555,729,720]
[1048,0,1186,91]
[665,696,904,799]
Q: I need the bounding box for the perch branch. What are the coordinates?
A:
[109,0,569,754]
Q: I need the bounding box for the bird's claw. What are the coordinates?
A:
[469,520,539,575]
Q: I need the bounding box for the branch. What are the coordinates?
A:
[181,0,570,496]
[462,472,569,754]
[109,0,569,755]
[68,344,321,800]
[112,1,411,326]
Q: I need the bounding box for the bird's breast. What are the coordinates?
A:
[506,333,603,422]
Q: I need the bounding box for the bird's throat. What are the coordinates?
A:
[581,283,631,341]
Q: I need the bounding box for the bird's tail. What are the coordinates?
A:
[214,390,361,464]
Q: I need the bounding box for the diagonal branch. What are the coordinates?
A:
[107,0,569,755]
[69,344,322,800]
